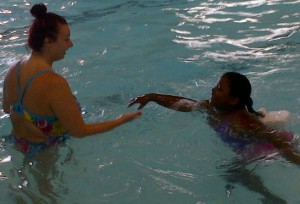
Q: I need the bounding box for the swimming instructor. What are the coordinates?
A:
[2,4,141,154]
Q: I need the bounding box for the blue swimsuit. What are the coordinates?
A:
[216,115,252,149]
[9,62,69,155]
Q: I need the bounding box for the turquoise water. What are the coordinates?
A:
[1,0,300,203]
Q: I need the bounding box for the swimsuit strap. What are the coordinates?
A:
[16,62,22,101]
[16,62,53,103]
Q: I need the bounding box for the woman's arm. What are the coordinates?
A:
[49,74,141,137]
[128,93,208,112]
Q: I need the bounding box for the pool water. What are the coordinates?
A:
[1,0,300,203]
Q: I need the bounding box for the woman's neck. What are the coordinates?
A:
[30,52,53,67]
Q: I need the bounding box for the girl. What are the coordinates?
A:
[129,72,299,164]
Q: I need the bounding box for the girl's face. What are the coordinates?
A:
[210,75,238,110]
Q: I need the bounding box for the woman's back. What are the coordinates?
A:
[3,59,67,141]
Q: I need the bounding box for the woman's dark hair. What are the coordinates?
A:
[28,4,67,52]
[223,72,261,116]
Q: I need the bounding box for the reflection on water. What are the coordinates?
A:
[219,160,287,204]
[2,144,74,204]
[172,0,300,67]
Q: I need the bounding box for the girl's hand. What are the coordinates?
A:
[128,94,151,110]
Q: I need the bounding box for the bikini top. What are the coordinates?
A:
[11,62,66,136]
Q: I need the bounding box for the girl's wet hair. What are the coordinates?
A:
[28,4,67,52]
[223,72,260,116]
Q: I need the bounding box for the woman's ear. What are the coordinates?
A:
[44,37,54,46]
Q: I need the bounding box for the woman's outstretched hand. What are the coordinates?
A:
[128,94,151,110]
[118,111,142,122]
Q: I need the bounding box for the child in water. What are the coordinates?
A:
[128,72,299,163]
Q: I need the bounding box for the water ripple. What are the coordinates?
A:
[171,0,300,68]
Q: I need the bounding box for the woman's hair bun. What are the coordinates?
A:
[30,4,47,19]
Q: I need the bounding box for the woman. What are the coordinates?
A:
[2,4,141,155]
[129,72,300,164]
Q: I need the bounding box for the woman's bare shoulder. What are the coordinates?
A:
[4,61,19,77]
[40,71,68,85]
[45,72,73,97]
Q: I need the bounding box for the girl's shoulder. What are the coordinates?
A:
[232,109,262,129]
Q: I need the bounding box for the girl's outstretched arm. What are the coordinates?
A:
[128,93,208,112]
